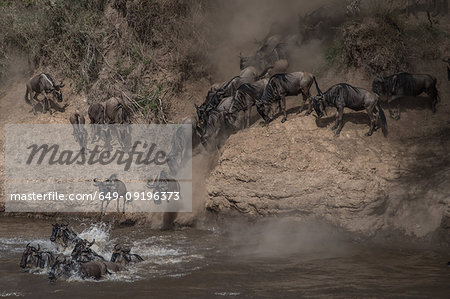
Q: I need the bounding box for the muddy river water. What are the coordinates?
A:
[0,217,449,298]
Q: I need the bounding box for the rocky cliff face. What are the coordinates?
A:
[205,95,450,238]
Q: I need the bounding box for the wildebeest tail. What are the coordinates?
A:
[25,88,32,105]
[377,101,388,137]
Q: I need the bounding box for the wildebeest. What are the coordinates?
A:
[312,82,387,137]
[93,174,129,216]
[200,97,233,150]
[167,118,193,176]
[226,78,268,129]
[50,223,81,250]
[105,97,130,124]
[19,243,55,270]
[105,97,132,151]
[110,244,144,267]
[372,72,439,119]
[69,111,88,150]
[256,72,314,123]
[147,169,180,230]
[48,256,110,281]
[71,239,103,262]
[25,73,65,115]
[195,66,258,128]
[88,102,107,144]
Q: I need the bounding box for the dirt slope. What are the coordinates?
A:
[205,66,450,239]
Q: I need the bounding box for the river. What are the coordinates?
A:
[0,217,449,298]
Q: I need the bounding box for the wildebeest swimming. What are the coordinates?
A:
[226,78,269,129]
[93,174,129,216]
[312,82,387,137]
[372,72,439,120]
[49,256,110,280]
[20,243,55,270]
[25,73,65,115]
[50,223,81,250]
[256,72,315,123]
[69,111,88,150]
[110,244,144,267]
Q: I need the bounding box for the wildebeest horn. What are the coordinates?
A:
[26,242,30,248]
[88,239,95,247]
[36,244,40,251]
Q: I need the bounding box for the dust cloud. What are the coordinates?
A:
[224,217,352,259]
[203,0,333,81]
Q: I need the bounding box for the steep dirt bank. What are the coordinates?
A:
[205,66,450,239]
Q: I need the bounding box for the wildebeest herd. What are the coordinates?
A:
[20,223,143,281]
[191,30,441,151]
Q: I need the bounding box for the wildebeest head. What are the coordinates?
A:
[50,223,68,242]
[71,239,95,261]
[311,94,326,118]
[51,81,64,102]
[372,75,387,96]
[20,243,40,268]
[110,244,143,265]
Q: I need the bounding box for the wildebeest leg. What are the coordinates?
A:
[100,200,105,216]
[280,95,287,123]
[42,95,49,114]
[333,107,344,136]
[426,87,438,113]
[245,108,251,128]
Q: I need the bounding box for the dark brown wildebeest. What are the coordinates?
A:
[146,169,181,230]
[226,78,269,129]
[200,96,233,150]
[311,82,387,137]
[167,118,194,176]
[48,256,110,280]
[372,72,439,120]
[195,66,258,129]
[105,97,132,151]
[25,73,65,114]
[110,244,144,267]
[19,243,55,270]
[88,102,106,143]
[69,111,88,150]
[256,72,315,123]
[93,174,129,216]
[71,239,124,272]
[50,223,81,250]
[105,97,130,124]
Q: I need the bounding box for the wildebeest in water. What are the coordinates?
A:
[312,81,387,137]
[50,223,81,250]
[25,73,65,115]
[20,243,55,270]
[372,72,439,120]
